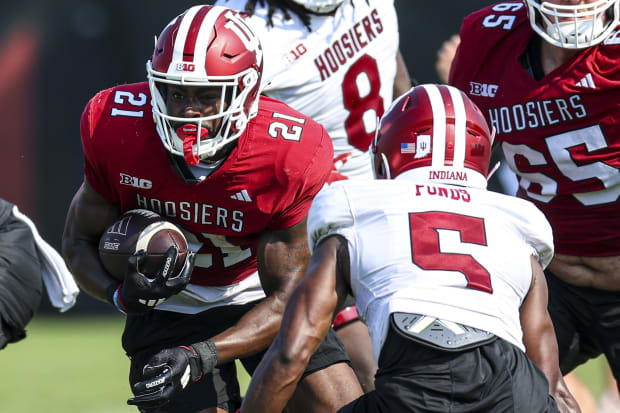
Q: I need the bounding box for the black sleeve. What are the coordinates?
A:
[0,199,43,349]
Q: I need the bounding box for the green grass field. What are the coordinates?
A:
[0,315,608,412]
[0,315,250,413]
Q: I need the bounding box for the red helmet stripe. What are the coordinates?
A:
[182,6,209,62]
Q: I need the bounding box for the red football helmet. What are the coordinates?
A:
[147,5,263,163]
[371,84,494,188]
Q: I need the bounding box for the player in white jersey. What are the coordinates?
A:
[240,85,580,413]
[214,0,413,392]
[216,0,412,180]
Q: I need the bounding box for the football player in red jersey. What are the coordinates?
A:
[241,84,578,413]
[61,5,362,412]
[213,0,414,393]
[449,0,620,406]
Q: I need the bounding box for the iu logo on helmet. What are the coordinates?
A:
[224,10,263,67]
[414,135,431,159]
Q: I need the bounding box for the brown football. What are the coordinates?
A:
[98,209,188,281]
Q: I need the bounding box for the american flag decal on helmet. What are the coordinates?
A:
[401,143,416,154]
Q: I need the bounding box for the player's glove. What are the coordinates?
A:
[113,246,195,315]
[127,341,218,409]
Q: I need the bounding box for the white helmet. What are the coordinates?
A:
[288,0,345,14]
[147,5,263,164]
[525,0,620,49]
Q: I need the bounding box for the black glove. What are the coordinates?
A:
[127,341,218,409]
[115,246,195,315]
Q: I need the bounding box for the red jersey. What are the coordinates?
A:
[451,2,620,256]
[81,82,333,287]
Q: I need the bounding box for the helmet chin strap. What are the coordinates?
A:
[177,124,209,166]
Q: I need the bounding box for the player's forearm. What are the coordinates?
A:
[241,292,332,413]
[62,237,118,303]
[240,339,307,413]
[208,293,287,364]
[62,181,121,303]
[213,220,313,362]
[526,325,561,394]
[523,322,581,412]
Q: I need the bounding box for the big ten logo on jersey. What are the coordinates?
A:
[120,173,153,189]
[470,82,498,98]
[284,43,308,64]
[224,10,263,67]
[414,184,471,203]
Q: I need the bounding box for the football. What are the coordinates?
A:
[98,209,189,281]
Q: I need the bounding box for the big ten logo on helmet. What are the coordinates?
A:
[224,11,263,67]
[469,82,498,98]
[120,173,153,190]
[176,63,195,72]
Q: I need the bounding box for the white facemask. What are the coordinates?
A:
[526,0,620,49]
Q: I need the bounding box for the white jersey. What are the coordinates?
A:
[307,173,554,361]
[216,0,400,179]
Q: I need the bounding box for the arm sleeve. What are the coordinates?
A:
[306,183,355,254]
[268,126,334,231]
[519,202,555,270]
[80,90,119,203]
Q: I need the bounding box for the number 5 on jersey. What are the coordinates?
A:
[409,211,493,293]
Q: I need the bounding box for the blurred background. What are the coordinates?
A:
[0,1,608,412]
